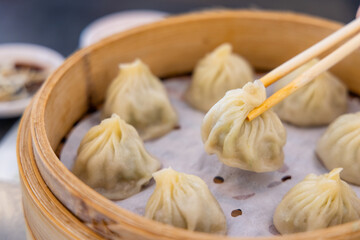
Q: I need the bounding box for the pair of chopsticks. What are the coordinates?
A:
[247,17,360,121]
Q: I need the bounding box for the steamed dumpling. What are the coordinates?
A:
[317,112,360,185]
[273,59,347,126]
[72,114,161,200]
[274,169,360,234]
[201,80,286,172]
[185,43,254,112]
[102,59,178,140]
[145,168,227,234]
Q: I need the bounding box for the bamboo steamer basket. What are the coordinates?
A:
[18,99,103,239]
[18,10,360,240]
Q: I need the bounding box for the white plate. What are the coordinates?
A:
[79,10,168,48]
[0,43,64,118]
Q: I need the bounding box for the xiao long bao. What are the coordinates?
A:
[273,59,347,127]
[274,169,360,234]
[185,43,254,112]
[72,114,161,200]
[145,168,227,234]
[201,80,286,172]
[317,112,360,185]
[102,59,178,140]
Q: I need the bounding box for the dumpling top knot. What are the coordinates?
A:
[209,43,232,61]
[152,167,181,188]
[118,59,151,79]
[307,168,343,193]
[237,80,266,107]
[185,43,254,112]
[325,168,342,181]
[204,80,266,132]
[98,113,123,139]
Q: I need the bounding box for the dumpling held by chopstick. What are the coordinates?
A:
[201,80,286,172]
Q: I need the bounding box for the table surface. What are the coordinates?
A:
[0,1,358,239]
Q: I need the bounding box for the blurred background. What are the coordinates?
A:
[0,1,359,239]
[0,0,356,139]
[0,0,359,56]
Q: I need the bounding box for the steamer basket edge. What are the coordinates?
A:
[17,101,104,239]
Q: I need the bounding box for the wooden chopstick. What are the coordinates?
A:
[247,18,360,121]
[260,17,360,88]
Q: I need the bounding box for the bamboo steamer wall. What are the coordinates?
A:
[18,10,360,240]
[18,100,103,239]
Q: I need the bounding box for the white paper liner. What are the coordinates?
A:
[61,77,360,237]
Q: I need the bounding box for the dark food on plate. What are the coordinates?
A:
[0,61,48,101]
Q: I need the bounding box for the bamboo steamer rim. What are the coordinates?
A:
[27,10,360,239]
[18,98,103,239]
[24,213,36,240]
